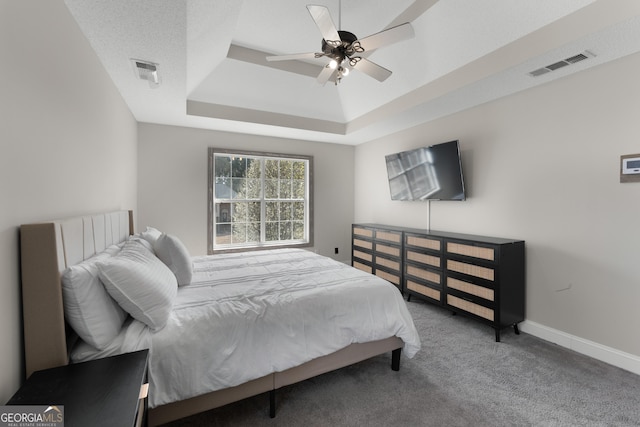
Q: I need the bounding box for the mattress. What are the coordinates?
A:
[72,248,421,407]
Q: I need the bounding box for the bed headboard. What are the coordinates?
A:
[19,210,133,377]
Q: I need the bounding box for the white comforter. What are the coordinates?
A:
[72,248,421,408]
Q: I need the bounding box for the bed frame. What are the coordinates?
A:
[19,210,403,426]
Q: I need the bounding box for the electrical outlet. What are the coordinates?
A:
[334,247,339,254]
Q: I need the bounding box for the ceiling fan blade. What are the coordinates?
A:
[266,52,319,62]
[354,58,392,82]
[356,22,414,52]
[316,64,336,85]
[307,5,340,43]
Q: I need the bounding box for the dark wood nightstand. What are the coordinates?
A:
[7,350,149,427]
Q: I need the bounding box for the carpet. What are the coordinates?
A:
[161,299,640,426]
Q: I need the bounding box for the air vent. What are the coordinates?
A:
[565,53,589,64]
[131,59,161,88]
[528,51,595,77]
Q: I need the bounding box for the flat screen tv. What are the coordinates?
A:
[385,140,466,201]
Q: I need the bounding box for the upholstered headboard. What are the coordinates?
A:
[19,210,133,377]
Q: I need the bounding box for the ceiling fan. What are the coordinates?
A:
[266,4,414,85]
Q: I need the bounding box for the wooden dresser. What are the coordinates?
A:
[352,224,525,342]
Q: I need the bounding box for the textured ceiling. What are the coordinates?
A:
[63,0,640,145]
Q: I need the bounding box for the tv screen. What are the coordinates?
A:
[385,140,466,201]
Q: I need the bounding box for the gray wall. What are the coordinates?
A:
[354,52,640,359]
[137,123,355,261]
[0,0,137,402]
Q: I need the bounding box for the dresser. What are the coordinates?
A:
[352,224,525,341]
[352,225,403,290]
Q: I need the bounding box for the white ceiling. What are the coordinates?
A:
[63,0,640,145]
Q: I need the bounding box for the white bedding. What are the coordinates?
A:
[72,248,421,408]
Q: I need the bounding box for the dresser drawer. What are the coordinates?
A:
[376,269,400,286]
[353,249,372,263]
[447,259,495,281]
[353,226,373,239]
[406,279,441,302]
[353,261,372,274]
[353,238,373,250]
[406,234,441,252]
[375,229,402,244]
[375,255,401,272]
[375,242,401,258]
[447,294,494,321]
[406,249,441,268]
[447,242,495,261]
[447,276,494,301]
[406,264,441,286]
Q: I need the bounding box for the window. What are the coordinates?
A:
[208,148,313,253]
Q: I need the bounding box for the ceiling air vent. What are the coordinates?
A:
[131,59,161,88]
[528,51,595,77]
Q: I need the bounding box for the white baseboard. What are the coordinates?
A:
[520,320,640,376]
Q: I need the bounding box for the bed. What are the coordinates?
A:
[19,210,421,426]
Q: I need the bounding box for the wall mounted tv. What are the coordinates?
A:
[385,140,466,201]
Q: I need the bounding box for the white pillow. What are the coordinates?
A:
[61,246,127,350]
[140,226,162,246]
[128,234,154,252]
[153,233,193,286]
[97,239,177,330]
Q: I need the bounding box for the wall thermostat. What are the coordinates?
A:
[622,156,640,175]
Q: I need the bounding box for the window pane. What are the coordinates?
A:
[231,178,246,199]
[216,202,231,223]
[292,161,305,180]
[280,222,292,240]
[265,222,279,241]
[293,179,305,199]
[246,178,261,199]
[247,222,260,242]
[232,223,247,243]
[246,158,260,178]
[248,202,261,222]
[265,201,278,221]
[293,222,304,239]
[265,159,279,179]
[215,177,232,199]
[279,179,291,198]
[279,202,292,221]
[216,223,231,245]
[265,179,278,199]
[293,202,304,221]
[232,202,247,222]
[280,160,292,179]
[232,157,246,178]
[215,156,231,178]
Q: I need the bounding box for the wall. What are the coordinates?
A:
[137,123,355,261]
[0,0,137,402]
[355,52,640,361]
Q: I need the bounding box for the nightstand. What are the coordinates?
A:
[7,349,149,427]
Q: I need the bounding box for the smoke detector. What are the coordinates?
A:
[131,59,161,88]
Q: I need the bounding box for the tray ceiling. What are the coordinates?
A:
[64,0,640,144]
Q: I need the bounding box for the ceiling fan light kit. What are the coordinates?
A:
[266,4,414,86]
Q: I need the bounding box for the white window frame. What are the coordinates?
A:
[208,147,314,254]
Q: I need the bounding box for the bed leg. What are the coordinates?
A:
[391,348,401,371]
[269,389,276,418]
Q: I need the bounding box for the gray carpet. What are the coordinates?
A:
[162,299,640,426]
